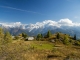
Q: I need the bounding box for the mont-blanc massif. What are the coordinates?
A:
[0,18,80,39]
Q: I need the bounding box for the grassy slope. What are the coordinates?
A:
[0,40,80,60]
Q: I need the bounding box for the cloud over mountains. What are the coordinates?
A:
[1,18,80,39]
[0,18,80,32]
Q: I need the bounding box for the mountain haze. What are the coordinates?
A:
[0,18,80,39]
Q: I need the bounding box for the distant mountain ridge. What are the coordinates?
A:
[0,18,80,39]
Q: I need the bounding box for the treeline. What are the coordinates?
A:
[36,30,80,46]
[36,30,77,40]
[0,27,80,46]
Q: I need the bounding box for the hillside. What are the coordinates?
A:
[0,29,80,60]
[0,40,80,60]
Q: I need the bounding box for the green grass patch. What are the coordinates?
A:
[31,42,54,50]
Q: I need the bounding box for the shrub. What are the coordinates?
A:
[74,41,80,46]
[63,35,70,45]
[4,32,12,44]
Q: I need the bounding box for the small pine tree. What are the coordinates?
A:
[63,35,70,45]
[22,33,27,38]
[47,30,52,38]
[4,32,12,43]
[37,33,41,40]
[22,33,25,37]
[56,32,60,39]
[37,33,44,40]
[0,28,4,45]
[14,36,19,40]
[41,34,43,38]
[74,34,76,40]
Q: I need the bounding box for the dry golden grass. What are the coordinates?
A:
[0,40,80,60]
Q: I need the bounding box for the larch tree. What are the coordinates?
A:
[63,35,70,45]
[56,32,60,39]
[4,32,12,43]
[47,30,52,38]
[41,34,43,38]
[0,28,4,45]
[37,33,42,40]
[74,34,76,40]
[22,33,27,38]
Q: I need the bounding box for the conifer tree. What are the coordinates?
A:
[37,33,41,40]
[74,34,76,40]
[4,32,12,43]
[0,28,4,45]
[41,34,43,38]
[22,33,27,38]
[63,35,69,45]
[56,32,60,39]
[47,30,51,38]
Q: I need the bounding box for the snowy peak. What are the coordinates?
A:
[0,18,80,32]
[0,22,27,29]
[0,18,80,39]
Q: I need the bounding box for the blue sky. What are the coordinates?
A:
[0,0,80,24]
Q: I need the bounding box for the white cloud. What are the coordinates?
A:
[0,22,26,29]
[0,18,80,31]
[58,18,80,26]
[32,18,80,29]
[58,18,74,26]
[58,18,72,24]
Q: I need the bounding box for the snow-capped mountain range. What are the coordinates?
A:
[0,18,80,39]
